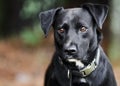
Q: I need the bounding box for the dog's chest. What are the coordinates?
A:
[72,76,89,86]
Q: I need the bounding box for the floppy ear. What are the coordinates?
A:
[81,3,109,29]
[39,7,63,36]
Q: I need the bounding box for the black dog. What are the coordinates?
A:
[39,3,117,86]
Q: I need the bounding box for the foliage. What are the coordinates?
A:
[20,23,43,46]
[20,0,61,19]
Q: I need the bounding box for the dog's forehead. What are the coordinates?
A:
[57,8,92,24]
[64,8,86,16]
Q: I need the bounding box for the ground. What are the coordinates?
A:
[0,38,119,86]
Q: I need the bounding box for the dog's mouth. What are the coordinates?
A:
[67,58,84,67]
[63,57,85,70]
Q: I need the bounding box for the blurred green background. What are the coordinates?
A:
[0,0,120,86]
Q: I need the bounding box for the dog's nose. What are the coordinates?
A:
[64,46,77,55]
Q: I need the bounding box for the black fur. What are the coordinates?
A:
[39,3,117,86]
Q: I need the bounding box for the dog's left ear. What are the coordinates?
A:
[39,7,63,37]
[81,3,109,29]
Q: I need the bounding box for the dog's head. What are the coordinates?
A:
[39,3,108,69]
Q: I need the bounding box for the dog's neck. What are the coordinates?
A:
[54,47,100,86]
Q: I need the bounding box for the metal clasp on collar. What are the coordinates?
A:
[68,69,70,78]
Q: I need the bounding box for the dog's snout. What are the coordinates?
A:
[64,46,77,55]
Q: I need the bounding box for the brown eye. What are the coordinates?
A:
[80,26,87,32]
[58,28,65,33]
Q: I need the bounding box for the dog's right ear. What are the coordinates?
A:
[39,7,63,37]
[81,3,108,29]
